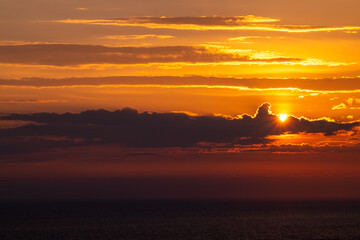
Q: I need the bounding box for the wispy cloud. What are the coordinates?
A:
[228,36,273,41]
[332,98,360,110]
[52,16,360,33]
[3,83,360,96]
[0,99,66,103]
[103,15,280,26]
[75,7,88,11]
[1,76,360,94]
[103,34,174,40]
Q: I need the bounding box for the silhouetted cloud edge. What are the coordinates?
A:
[0,103,358,156]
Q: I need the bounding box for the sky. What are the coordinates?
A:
[1,0,360,200]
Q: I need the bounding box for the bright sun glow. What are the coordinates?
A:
[279,114,288,122]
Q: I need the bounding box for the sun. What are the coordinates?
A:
[279,114,288,122]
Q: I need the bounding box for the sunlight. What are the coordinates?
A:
[279,114,288,122]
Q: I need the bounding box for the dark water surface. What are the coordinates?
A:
[1,200,360,240]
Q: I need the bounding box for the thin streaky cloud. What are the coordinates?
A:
[1,76,360,91]
[228,36,273,41]
[0,44,303,66]
[2,83,360,95]
[0,58,352,69]
[104,34,175,40]
[0,99,67,103]
[52,17,360,33]
[109,16,281,25]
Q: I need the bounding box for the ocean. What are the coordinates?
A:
[1,200,360,239]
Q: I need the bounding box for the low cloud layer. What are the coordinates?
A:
[0,103,357,156]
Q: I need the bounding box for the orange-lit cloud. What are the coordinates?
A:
[53,17,360,33]
[2,81,360,95]
[0,44,304,66]
[103,34,175,40]
[0,44,354,71]
[332,103,347,110]
[228,36,273,41]
[57,15,280,27]
[332,97,360,110]
[2,76,360,91]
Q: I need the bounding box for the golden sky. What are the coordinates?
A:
[1,0,360,120]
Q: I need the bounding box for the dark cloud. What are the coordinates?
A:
[112,16,278,26]
[0,44,301,66]
[254,143,360,153]
[0,136,77,157]
[0,103,357,156]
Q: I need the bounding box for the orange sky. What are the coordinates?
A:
[0,1,360,120]
[0,0,360,200]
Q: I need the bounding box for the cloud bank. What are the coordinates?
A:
[0,103,357,155]
[0,44,302,66]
